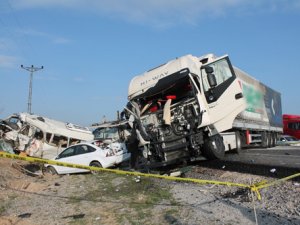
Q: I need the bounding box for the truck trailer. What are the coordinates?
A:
[125,53,282,166]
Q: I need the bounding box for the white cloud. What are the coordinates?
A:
[0,55,18,68]
[16,28,72,44]
[10,0,300,26]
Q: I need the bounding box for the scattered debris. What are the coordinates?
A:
[18,213,32,218]
[134,176,141,183]
[270,168,277,173]
[62,213,85,219]
[169,171,182,177]
[11,162,43,177]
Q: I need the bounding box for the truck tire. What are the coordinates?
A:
[202,134,225,160]
[233,131,242,154]
[261,132,269,148]
[271,133,276,147]
[273,133,277,147]
[268,132,272,148]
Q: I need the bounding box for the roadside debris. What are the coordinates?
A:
[11,162,43,177]
[62,213,85,219]
[18,213,32,218]
[134,176,141,183]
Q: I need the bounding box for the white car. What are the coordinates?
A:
[277,135,300,146]
[44,141,130,174]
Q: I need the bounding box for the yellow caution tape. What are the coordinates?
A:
[0,151,299,201]
[254,173,300,190]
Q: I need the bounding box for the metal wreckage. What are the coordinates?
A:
[0,112,93,159]
[122,53,282,167]
[1,53,283,170]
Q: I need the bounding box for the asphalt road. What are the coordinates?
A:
[225,146,300,169]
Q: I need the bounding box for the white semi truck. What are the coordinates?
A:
[126,54,282,166]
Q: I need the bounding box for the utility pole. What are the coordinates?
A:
[21,65,44,114]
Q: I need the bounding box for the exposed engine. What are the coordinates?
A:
[139,98,204,165]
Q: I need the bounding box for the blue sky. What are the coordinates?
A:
[1,0,300,126]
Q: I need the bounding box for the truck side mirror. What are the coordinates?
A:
[203,66,217,88]
[208,73,217,88]
[205,66,214,74]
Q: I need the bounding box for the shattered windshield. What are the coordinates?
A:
[93,127,119,140]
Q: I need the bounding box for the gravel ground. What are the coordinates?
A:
[0,158,299,225]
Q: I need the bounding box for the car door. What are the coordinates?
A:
[201,56,246,133]
[55,144,92,174]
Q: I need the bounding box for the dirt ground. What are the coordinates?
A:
[0,157,299,225]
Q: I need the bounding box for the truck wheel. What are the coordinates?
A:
[273,133,277,147]
[268,132,272,148]
[202,134,225,160]
[233,131,242,154]
[261,132,269,148]
[271,133,276,147]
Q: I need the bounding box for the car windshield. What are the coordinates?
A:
[285,136,298,141]
[93,127,118,139]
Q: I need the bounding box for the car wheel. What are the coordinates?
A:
[46,166,58,175]
[89,161,102,174]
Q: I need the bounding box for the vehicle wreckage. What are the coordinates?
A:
[124,53,282,167]
[0,112,94,159]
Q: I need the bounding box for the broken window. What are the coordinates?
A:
[45,133,68,147]
[139,76,195,115]
[94,127,119,140]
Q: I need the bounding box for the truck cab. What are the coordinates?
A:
[126,54,246,166]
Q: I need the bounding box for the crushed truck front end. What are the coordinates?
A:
[126,54,246,166]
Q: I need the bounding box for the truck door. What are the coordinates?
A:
[201,56,246,133]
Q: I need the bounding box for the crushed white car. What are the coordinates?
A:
[44,141,130,175]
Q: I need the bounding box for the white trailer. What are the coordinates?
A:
[126,54,282,165]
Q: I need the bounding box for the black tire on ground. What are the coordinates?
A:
[271,133,277,147]
[267,132,272,148]
[46,166,57,175]
[233,131,242,154]
[261,131,269,148]
[273,133,278,147]
[89,161,102,174]
[202,134,225,160]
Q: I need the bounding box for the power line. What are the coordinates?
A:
[21,65,44,114]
